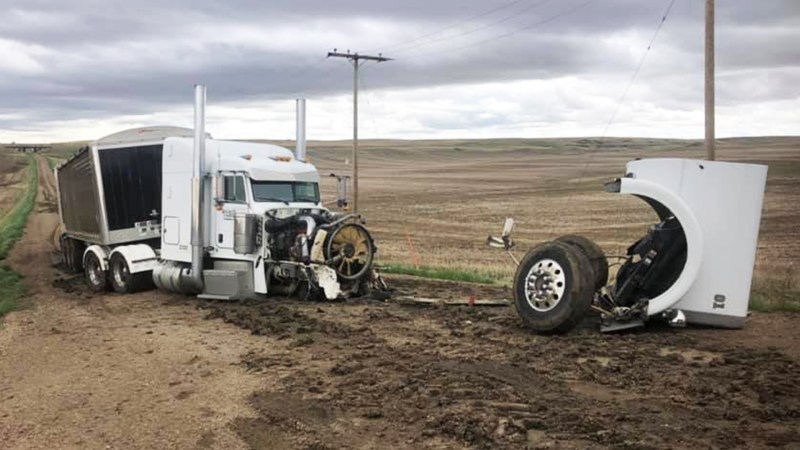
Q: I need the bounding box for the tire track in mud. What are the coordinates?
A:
[201,277,800,449]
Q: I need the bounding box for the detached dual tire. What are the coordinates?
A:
[513,241,595,334]
[555,235,609,291]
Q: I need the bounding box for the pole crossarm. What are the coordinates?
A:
[327,52,393,63]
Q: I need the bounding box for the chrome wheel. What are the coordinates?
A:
[87,257,103,285]
[84,251,108,292]
[523,258,566,312]
[112,257,129,287]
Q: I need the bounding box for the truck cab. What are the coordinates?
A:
[159,137,353,299]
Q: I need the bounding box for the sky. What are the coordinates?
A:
[1,0,798,143]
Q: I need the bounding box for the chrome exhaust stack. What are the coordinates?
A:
[183,84,207,293]
[295,98,307,161]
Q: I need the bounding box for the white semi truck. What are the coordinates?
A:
[56,85,378,300]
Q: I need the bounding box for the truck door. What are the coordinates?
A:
[214,174,249,252]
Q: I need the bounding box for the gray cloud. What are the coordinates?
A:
[0,0,798,139]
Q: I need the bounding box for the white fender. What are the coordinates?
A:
[83,245,110,271]
[619,178,704,316]
[108,244,159,274]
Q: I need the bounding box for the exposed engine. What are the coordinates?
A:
[263,210,379,299]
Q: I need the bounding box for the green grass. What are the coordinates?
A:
[749,271,800,313]
[0,157,38,258]
[46,156,62,170]
[0,156,39,318]
[0,268,26,316]
[380,262,506,285]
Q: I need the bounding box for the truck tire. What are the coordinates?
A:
[61,236,73,271]
[62,236,85,273]
[109,253,152,294]
[513,241,595,334]
[556,235,608,291]
[84,252,108,293]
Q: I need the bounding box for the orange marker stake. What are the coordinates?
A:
[404,231,421,270]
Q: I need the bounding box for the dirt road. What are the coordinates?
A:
[0,157,264,449]
[2,156,800,449]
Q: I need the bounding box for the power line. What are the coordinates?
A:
[283,55,328,78]
[359,74,381,139]
[414,0,598,59]
[600,0,678,138]
[567,0,679,210]
[289,0,596,98]
[371,0,529,54]
[390,0,553,55]
[281,54,361,101]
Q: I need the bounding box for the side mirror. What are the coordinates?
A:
[329,173,351,209]
[502,217,515,239]
[486,217,515,250]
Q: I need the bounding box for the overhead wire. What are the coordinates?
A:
[289,0,597,100]
[361,0,596,78]
[413,0,598,59]
[598,0,678,139]
[566,0,679,211]
[287,0,675,152]
[389,0,553,56]
[360,70,381,139]
[369,0,529,54]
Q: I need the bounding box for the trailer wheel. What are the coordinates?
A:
[555,235,609,291]
[513,241,595,333]
[61,236,73,271]
[62,236,85,273]
[109,253,151,294]
[84,252,108,293]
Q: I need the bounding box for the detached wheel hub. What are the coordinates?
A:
[524,258,566,312]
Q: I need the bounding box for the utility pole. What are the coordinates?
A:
[705,0,715,160]
[327,50,392,212]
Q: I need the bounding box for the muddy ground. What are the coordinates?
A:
[44,273,800,449]
[2,148,800,449]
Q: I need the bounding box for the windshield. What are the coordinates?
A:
[251,180,320,203]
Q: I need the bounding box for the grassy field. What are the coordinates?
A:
[292,136,799,311]
[0,156,39,317]
[2,136,797,310]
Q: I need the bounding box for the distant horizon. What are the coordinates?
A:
[3,134,799,147]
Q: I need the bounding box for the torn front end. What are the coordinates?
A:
[489,158,767,333]
[258,210,384,300]
[597,158,767,331]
